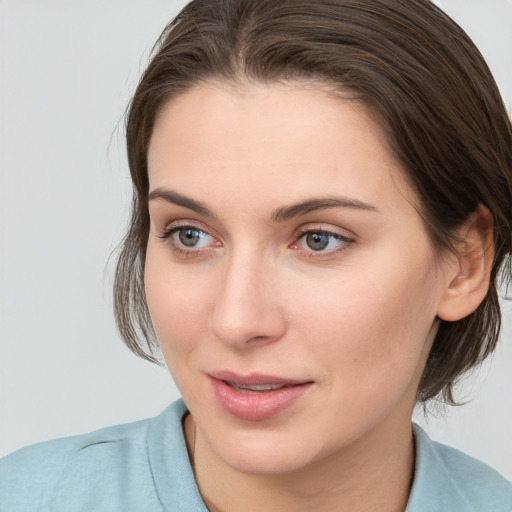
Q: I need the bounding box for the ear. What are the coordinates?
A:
[437,205,494,322]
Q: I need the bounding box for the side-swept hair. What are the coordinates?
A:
[114,0,512,404]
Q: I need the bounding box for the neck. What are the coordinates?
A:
[184,413,415,512]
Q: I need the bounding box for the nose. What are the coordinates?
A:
[209,250,286,349]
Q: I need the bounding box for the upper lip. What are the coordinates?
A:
[208,370,312,386]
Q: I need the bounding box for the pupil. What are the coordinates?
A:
[306,233,329,251]
[179,229,201,247]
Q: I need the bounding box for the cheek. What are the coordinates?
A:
[144,245,214,358]
[292,253,439,387]
[284,263,439,448]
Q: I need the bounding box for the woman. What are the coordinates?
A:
[1,0,511,510]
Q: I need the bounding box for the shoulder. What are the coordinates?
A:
[0,417,150,511]
[407,424,512,512]
[0,400,190,512]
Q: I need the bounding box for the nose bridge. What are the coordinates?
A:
[209,245,284,347]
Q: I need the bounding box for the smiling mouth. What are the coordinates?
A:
[210,375,314,420]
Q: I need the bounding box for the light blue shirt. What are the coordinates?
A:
[1,399,511,511]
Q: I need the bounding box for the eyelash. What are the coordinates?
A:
[157,224,218,257]
[157,224,354,258]
[292,228,354,257]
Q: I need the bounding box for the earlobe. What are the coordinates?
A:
[437,205,494,322]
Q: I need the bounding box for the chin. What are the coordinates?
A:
[224,450,310,476]
[210,429,324,476]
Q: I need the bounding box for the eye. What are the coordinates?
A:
[158,224,219,253]
[294,229,352,254]
[174,227,212,248]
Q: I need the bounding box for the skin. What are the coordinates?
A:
[144,82,489,511]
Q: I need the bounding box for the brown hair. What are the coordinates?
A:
[114,0,512,404]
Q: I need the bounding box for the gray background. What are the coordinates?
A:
[1,0,511,479]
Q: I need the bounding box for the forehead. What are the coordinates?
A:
[147,82,415,215]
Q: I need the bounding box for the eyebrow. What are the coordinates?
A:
[271,197,378,222]
[148,188,213,217]
[147,188,378,221]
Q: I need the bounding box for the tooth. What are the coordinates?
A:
[228,382,287,391]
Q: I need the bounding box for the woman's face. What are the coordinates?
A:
[145,82,450,474]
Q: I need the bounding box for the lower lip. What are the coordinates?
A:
[209,378,313,421]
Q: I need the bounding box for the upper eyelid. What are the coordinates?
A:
[159,219,214,234]
[295,224,356,240]
[297,227,349,236]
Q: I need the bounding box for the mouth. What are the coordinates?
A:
[223,381,297,394]
[208,370,314,421]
